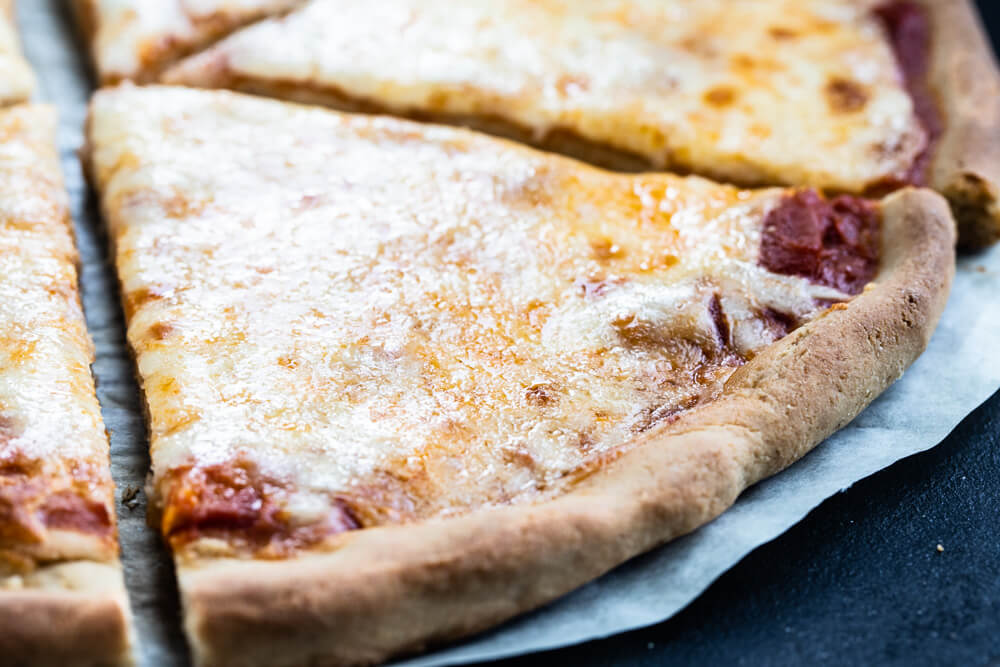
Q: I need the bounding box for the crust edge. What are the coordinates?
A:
[175,188,955,667]
[920,0,1000,248]
[0,561,134,667]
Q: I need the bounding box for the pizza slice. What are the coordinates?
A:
[0,104,132,665]
[0,0,35,105]
[85,85,953,667]
[160,0,1000,247]
[70,0,303,83]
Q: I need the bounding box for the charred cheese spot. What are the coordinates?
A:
[123,286,165,319]
[768,26,798,40]
[590,237,625,261]
[161,189,207,219]
[43,273,77,301]
[703,86,737,108]
[501,446,537,469]
[277,354,298,369]
[525,383,558,406]
[730,53,757,72]
[156,375,181,396]
[575,430,596,453]
[825,77,869,113]
[147,321,174,341]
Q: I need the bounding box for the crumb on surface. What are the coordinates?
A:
[121,485,141,510]
[936,543,944,553]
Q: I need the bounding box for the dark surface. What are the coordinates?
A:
[503,3,1000,666]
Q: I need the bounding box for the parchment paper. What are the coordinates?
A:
[16,2,1000,666]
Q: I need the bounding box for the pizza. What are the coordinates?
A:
[0,0,35,105]
[84,84,953,667]
[0,104,132,666]
[160,0,927,189]
[111,0,996,249]
[70,0,303,83]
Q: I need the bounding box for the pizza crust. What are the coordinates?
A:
[919,0,1000,248]
[175,188,954,667]
[0,561,133,667]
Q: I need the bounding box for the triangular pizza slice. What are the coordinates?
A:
[0,104,132,665]
[85,85,952,667]
[70,0,303,83]
[161,0,1000,246]
[0,0,35,105]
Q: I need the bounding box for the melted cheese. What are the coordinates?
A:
[0,0,35,105]
[77,0,303,82]
[88,86,849,537]
[165,0,923,193]
[0,105,115,563]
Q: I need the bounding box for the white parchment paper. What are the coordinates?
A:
[17,2,1000,666]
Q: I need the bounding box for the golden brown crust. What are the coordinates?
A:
[176,188,954,667]
[919,0,1000,247]
[0,562,133,666]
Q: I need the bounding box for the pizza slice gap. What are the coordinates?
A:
[85,85,953,667]
[160,0,1000,247]
[0,0,36,105]
[70,0,304,84]
[0,104,132,665]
